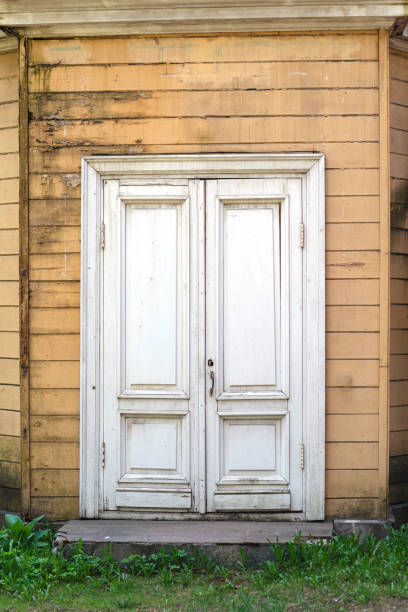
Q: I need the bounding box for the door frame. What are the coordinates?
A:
[80,153,325,520]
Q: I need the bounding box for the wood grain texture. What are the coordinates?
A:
[325,498,378,519]
[31,469,79,496]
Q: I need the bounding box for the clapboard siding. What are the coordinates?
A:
[0,50,20,511]
[28,31,382,519]
[389,49,408,506]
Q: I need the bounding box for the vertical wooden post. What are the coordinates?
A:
[378,29,390,520]
[19,37,30,518]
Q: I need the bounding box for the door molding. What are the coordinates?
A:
[80,153,325,520]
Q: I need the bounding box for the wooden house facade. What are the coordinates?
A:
[0,1,407,523]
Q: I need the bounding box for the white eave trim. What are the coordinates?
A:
[0,2,407,36]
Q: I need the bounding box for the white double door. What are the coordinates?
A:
[101,176,304,515]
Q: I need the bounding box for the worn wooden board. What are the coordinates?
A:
[0,307,19,331]
[30,308,80,334]
[326,306,379,331]
[391,279,408,304]
[0,331,19,358]
[0,153,19,179]
[390,355,408,381]
[326,387,379,414]
[0,460,20,488]
[326,360,379,387]
[326,251,379,279]
[390,430,408,457]
[30,199,80,227]
[0,358,19,386]
[326,470,378,498]
[391,305,408,329]
[391,330,408,354]
[0,178,18,204]
[0,434,20,462]
[391,254,408,278]
[326,332,378,359]
[31,469,79,497]
[29,33,379,65]
[326,279,379,305]
[31,441,79,469]
[0,103,18,130]
[326,223,379,250]
[326,414,378,442]
[0,409,20,436]
[31,334,79,360]
[0,384,19,411]
[390,405,408,432]
[0,229,19,254]
[391,381,408,407]
[30,389,80,416]
[30,226,81,254]
[30,253,80,281]
[325,498,378,519]
[30,496,78,520]
[0,127,18,155]
[0,204,19,228]
[30,281,80,308]
[0,255,19,280]
[326,442,378,469]
[30,361,80,389]
[30,415,79,442]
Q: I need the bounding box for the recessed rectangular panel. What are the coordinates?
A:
[223,205,280,390]
[227,422,276,471]
[213,492,290,511]
[125,417,180,473]
[125,205,178,388]
[116,489,191,509]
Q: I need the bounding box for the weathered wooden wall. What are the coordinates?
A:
[389,48,408,506]
[0,49,20,511]
[27,31,384,520]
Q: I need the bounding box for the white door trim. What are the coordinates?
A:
[80,153,325,520]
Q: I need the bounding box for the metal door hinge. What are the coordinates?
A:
[300,443,305,470]
[101,442,105,468]
[101,223,105,249]
[299,223,305,248]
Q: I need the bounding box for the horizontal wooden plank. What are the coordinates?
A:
[326,307,379,331]
[0,102,18,130]
[0,435,19,463]
[30,199,80,227]
[0,229,18,254]
[326,170,379,198]
[30,226,81,254]
[390,405,408,432]
[0,486,20,511]
[0,460,20,488]
[390,52,408,81]
[391,229,408,255]
[390,355,408,381]
[0,52,17,79]
[389,455,408,485]
[391,279,408,304]
[0,358,19,385]
[31,442,79,469]
[0,307,19,331]
[326,387,378,414]
[29,89,380,120]
[0,384,19,411]
[326,279,379,306]
[30,389,80,416]
[391,152,408,181]
[30,117,379,151]
[391,380,408,407]
[389,482,408,505]
[0,282,17,307]
[326,223,379,250]
[0,77,18,104]
[391,330,408,354]
[391,129,408,156]
[0,127,18,155]
[390,78,408,107]
[30,361,79,389]
[0,255,19,281]
[326,251,379,279]
[326,442,378,469]
[31,334,80,361]
[326,360,379,387]
[0,152,18,180]
[30,308,79,334]
[0,409,19,436]
[0,332,19,358]
[391,305,408,329]
[391,254,408,279]
[390,104,408,132]
[28,62,379,93]
[30,34,379,65]
[30,281,80,308]
[30,253,80,281]
[325,498,379,519]
[326,470,378,499]
[326,197,379,224]
[0,178,18,204]
[30,415,79,442]
[326,333,378,359]
[29,143,380,173]
[0,203,18,229]
[391,178,408,205]
[31,469,79,497]
[390,430,408,457]
[30,496,78,520]
[326,414,378,442]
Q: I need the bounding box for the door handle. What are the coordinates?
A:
[209,370,215,396]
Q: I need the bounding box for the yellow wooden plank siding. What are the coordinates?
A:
[389,49,408,506]
[0,50,20,511]
[28,31,382,520]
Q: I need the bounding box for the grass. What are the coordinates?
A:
[0,514,408,611]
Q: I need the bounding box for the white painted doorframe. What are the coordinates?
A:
[80,153,325,521]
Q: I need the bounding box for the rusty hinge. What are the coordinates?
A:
[101,442,105,469]
[300,443,305,470]
[299,222,305,248]
[101,223,105,249]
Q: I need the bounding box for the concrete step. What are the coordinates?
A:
[58,520,333,565]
